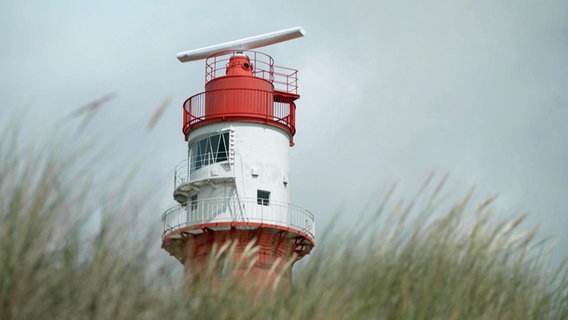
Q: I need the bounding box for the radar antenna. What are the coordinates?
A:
[176,26,305,63]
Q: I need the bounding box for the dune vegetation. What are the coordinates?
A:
[0,124,566,319]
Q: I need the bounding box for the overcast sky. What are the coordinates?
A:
[1,0,567,264]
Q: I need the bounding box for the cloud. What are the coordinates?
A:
[1,0,566,264]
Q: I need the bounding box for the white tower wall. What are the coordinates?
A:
[186,122,291,226]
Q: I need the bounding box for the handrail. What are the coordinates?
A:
[173,157,233,192]
[162,197,315,241]
[174,159,189,190]
[182,88,296,138]
[205,50,298,94]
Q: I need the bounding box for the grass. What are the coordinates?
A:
[0,125,566,319]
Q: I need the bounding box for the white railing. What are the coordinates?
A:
[173,158,234,192]
[162,197,315,240]
[174,159,189,190]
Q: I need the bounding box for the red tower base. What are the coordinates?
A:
[162,226,313,290]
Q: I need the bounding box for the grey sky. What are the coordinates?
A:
[1,0,567,264]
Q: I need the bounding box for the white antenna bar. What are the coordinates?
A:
[176,27,305,63]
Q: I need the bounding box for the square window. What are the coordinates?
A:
[257,190,270,206]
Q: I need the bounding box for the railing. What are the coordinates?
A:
[173,157,233,192]
[174,159,189,190]
[205,50,299,94]
[162,197,315,241]
[182,88,296,138]
[273,65,298,95]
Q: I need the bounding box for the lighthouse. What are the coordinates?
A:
[161,27,315,288]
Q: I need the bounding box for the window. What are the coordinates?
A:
[189,132,230,172]
[190,194,198,212]
[257,190,270,206]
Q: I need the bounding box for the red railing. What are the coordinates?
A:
[182,88,296,141]
[205,50,299,94]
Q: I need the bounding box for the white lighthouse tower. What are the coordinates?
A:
[161,27,315,288]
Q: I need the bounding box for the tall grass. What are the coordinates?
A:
[0,125,566,319]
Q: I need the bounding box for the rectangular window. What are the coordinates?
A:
[189,131,230,173]
[257,190,270,206]
[190,194,198,211]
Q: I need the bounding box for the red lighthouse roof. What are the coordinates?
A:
[182,50,300,145]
